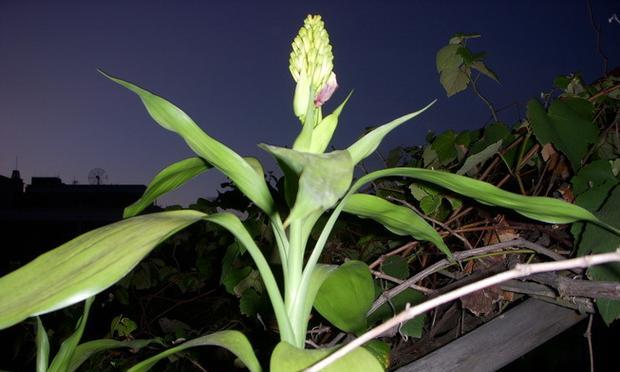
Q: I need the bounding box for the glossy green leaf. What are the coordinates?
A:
[528,97,598,171]
[48,297,94,372]
[36,317,49,372]
[577,186,620,324]
[270,341,383,372]
[100,71,275,215]
[363,340,391,370]
[128,330,261,372]
[260,145,354,225]
[347,101,435,165]
[571,160,617,197]
[0,210,205,330]
[457,139,503,175]
[431,130,457,165]
[342,194,451,258]
[68,338,162,372]
[309,91,353,153]
[124,157,212,218]
[355,168,599,225]
[314,260,375,334]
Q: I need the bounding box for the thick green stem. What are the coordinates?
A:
[284,220,306,347]
[206,214,295,344]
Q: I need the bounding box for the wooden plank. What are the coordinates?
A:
[396,299,586,372]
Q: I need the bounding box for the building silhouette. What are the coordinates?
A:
[0,169,150,274]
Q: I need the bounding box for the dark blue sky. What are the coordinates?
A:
[1,0,618,206]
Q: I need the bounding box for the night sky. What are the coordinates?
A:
[1,0,619,206]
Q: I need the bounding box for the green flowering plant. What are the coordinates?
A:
[0,14,614,371]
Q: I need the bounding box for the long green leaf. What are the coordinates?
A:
[100,70,275,215]
[68,338,163,372]
[308,91,353,153]
[204,213,294,344]
[343,194,452,258]
[270,341,383,372]
[356,168,599,225]
[124,157,212,218]
[48,297,94,372]
[0,210,205,330]
[347,101,435,165]
[127,330,261,372]
[36,317,49,372]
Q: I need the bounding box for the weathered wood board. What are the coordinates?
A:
[396,298,586,372]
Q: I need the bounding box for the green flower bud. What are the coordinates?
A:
[290,15,334,119]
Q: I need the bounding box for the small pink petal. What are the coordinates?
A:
[314,73,338,107]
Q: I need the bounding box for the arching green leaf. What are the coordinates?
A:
[36,317,49,372]
[48,297,94,372]
[270,341,383,372]
[69,338,162,372]
[100,70,275,215]
[0,211,205,330]
[343,194,451,258]
[124,157,212,218]
[353,168,599,225]
[128,330,261,372]
[347,101,435,165]
[203,212,293,343]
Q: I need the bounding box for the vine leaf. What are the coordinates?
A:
[528,97,598,172]
[576,185,620,324]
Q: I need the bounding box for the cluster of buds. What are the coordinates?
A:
[289,15,337,119]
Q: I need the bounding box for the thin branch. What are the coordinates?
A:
[305,248,620,371]
[371,270,434,294]
[368,238,565,315]
[586,0,608,75]
[469,72,499,123]
[585,314,595,372]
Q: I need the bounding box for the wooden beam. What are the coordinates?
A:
[396,299,586,372]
